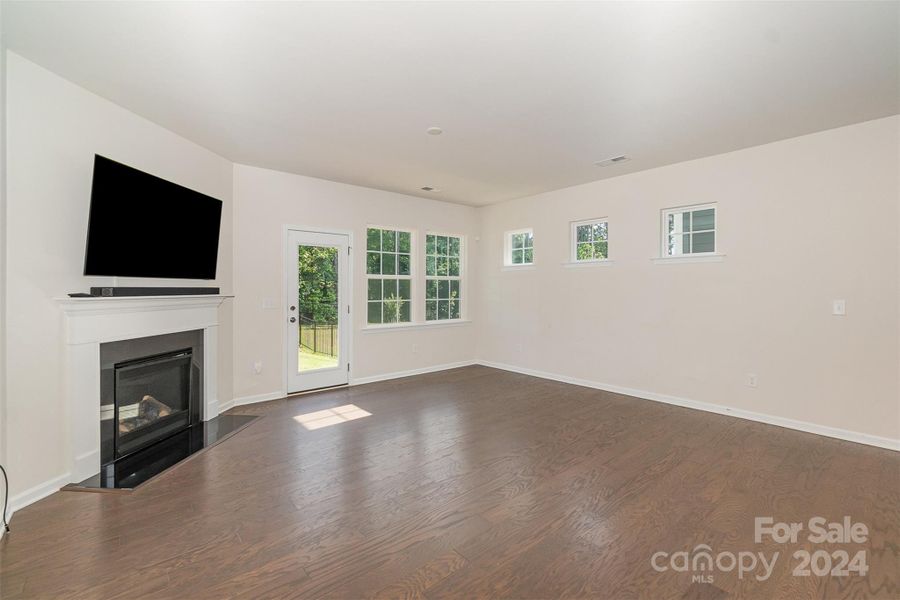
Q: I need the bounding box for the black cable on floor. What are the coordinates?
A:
[0,464,9,532]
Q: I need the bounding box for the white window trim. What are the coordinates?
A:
[362,319,472,333]
[504,228,534,266]
[569,218,610,263]
[425,231,466,322]
[660,203,718,258]
[365,226,415,325]
[651,254,726,264]
[562,259,614,268]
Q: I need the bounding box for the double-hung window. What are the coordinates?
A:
[367,227,412,324]
[572,219,609,261]
[662,204,716,256]
[425,234,462,321]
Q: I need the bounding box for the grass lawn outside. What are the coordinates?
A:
[299,345,338,371]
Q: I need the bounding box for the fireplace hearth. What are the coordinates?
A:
[71,413,257,490]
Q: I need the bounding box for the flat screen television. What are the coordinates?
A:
[84,155,223,279]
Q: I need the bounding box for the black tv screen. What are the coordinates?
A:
[84,155,223,279]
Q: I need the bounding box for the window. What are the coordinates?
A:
[572,219,609,261]
[425,234,462,321]
[505,229,534,266]
[662,204,716,256]
[367,228,412,324]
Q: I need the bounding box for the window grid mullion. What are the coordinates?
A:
[425,233,463,321]
[366,227,413,325]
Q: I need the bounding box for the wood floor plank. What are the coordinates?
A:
[372,550,468,600]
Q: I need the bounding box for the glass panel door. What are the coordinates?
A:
[286,230,350,393]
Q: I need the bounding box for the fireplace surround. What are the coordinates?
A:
[58,294,231,483]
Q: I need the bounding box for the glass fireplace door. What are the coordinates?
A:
[114,350,193,459]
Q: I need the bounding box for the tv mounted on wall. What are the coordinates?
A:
[84,155,223,280]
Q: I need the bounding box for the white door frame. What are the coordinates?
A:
[283,225,354,394]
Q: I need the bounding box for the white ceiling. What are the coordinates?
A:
[3,1,898,206]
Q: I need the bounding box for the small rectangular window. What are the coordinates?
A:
[425,233,463,321]
[661,204,716,256]
[571,219,609,262]
[505,228,534,266]
[366,227,412,324]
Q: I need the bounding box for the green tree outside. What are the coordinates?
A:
[298,246,338,324]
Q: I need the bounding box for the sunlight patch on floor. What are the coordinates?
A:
[293,404,372,430]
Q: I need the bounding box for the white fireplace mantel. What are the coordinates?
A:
[58,295,232,483]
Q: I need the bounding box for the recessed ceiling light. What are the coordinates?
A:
[426,127,443,136]
[595,155,631,167]
[421,186,441,192]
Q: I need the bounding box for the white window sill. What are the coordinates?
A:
[651,253,726,264]
[501,265,536,272]
[362,319,472,333]
[562,259,614,268]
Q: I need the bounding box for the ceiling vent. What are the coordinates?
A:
[595,155,631,167]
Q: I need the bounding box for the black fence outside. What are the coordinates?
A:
[299,316,338,357]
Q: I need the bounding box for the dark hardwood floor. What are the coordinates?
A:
[1,366,897,599]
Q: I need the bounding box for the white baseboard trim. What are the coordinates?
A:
[476,360,900,452]
[217,397,236,413]
[73,450,100,484]
[8,472,72,518]
[231,390,287,408]
[350,360,478,386]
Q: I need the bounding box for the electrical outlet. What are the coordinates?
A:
[253,361,263,374]
[832,299,846,316]
[746,373,758,388]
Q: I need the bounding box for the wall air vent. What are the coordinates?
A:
[594,155,631,167]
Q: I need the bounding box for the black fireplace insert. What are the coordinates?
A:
[113,349,195,459]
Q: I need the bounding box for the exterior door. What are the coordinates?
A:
[286,229,350,393]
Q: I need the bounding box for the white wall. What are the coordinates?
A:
[4,53,234,497]
[232,164,479,400]
[475,116,900,443]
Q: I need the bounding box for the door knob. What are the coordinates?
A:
[289,317,296,323]
[290,305,296,311]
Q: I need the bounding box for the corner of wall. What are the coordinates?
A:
[216,161,235,411]
[472,203,488,361]
[0,7,10,536]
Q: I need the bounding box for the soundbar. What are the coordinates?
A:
[80,287,221,297]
